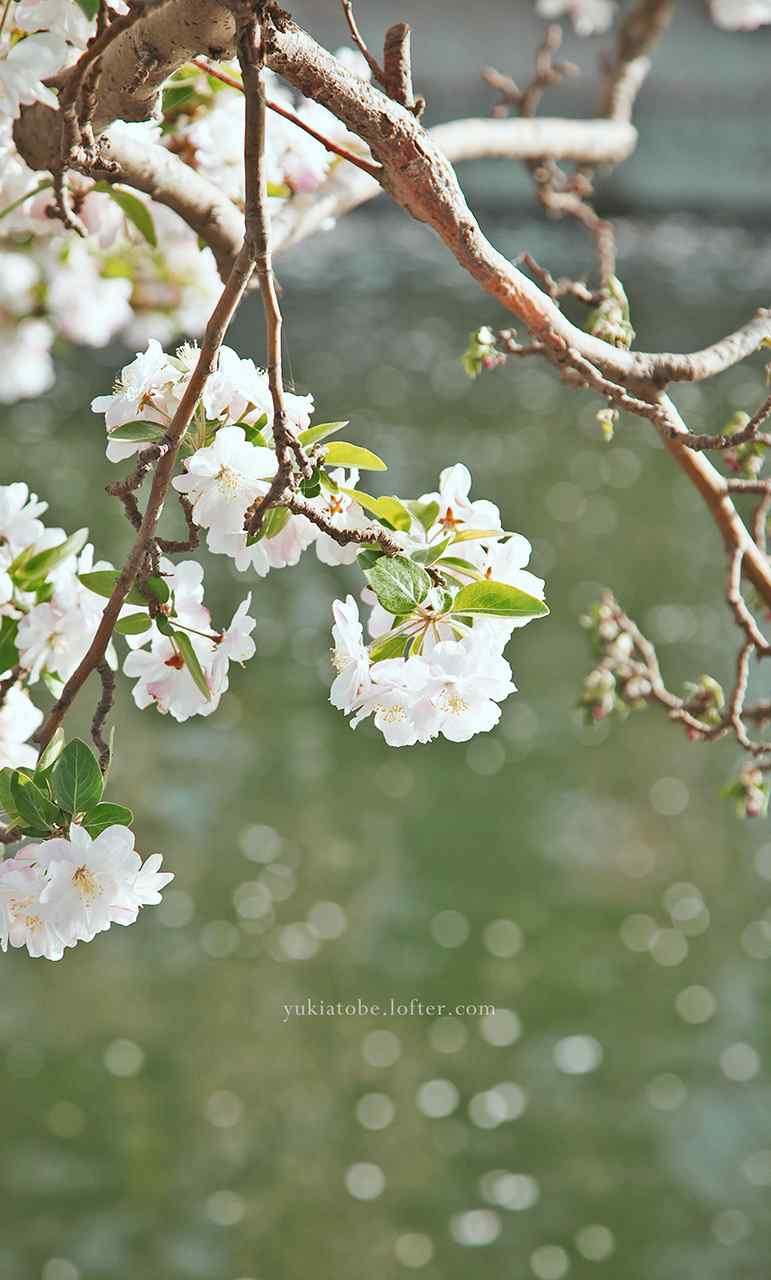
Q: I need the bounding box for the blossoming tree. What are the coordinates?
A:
[1,0,770,958]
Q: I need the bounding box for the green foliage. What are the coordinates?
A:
[323,442,387,471]
[92,182,158,247]
[450,580,549,618]
[366,555,431,615]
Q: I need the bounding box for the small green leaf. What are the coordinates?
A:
[357,547,384,572]
[0,616,19,673]
[108,421,166,444]
[79,571,148,606]
[298,420,349,448]
[11,773,62,834]
[451,579,549,619]
[114,613,152,636]
[0,768,22,825]
[366,555,431,616]
[323,442,387,472]
[374,496,412,532]
[74,0,98,16]
[82,803,134,837]
[173,631,212,702]
[435,556,479,574]
[163,83,195,113]
[92,182,157,247]
[411,537,452,566]
[407,500,440,534]
[13,528,88,585]
[267,181,291,199]
[369,632,409,662]
[452,528,505,544]
[263,506,290,540]
[51,739,104,814]
[36,728,65,774]
[146,576,171,604]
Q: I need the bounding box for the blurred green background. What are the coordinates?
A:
[2,4,771,1280]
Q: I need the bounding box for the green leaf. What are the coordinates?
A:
[51,739,104,814]
[263,506,290,540]
[11,773,61,834]
[267,181,291,199]
[92,182,157,247]
[79,571,148,606]
[407,500,440,534]
[146,576,171,604]
[411,537,452,566]
[173,631,212,702]
[374,496,412,533]
[323,442,387,472]
[108,421,166,443]
[298,420,349,448]
[451,579,549,619]
[13,528,88,585]
[0,768,22,825]
[163,83,195,113]
[82,803,134,838]
[435,556,479,574]
[74,0,98,16]
[36,728,65,774]
[0,616,19,674]
[114,612,151,636]
[357,547,384,572]
[452,528,505,544]
[369,632,409,662]
[366,555,431,616]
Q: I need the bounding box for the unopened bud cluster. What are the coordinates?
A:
[724,766,769,820]
[579,599,650,722]
[722,411,766,479]
[682,674,725,737]
[460,327,505,379]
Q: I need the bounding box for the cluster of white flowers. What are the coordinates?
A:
[0,823,172,961]
[94,339,371,576]
[0,0,372,405]
[123,559,256,722]
[329,464,547,746]
[0,482,118,696]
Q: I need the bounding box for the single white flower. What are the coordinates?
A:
[0,857,65,960]
[419,463,503,542]
[330,594,373,713]
[0,33,70,119]
[91,339,184,462]
[0,685,43,769]
[419,638,516,743]
[352,655,432,747]
[15,0,93,47]
[172,426,277,545]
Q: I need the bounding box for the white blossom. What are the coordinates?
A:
[710,0,771,26]
[15,0,93,47]
[329,594,373,713]
[0,857,65,960]
[0,33,70,119]
[536,0,617,34]
[1,824,174,957]
[0,686,43,769]
[172,425,277,544]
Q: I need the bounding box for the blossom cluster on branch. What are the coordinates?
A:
[2,0,771,965]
